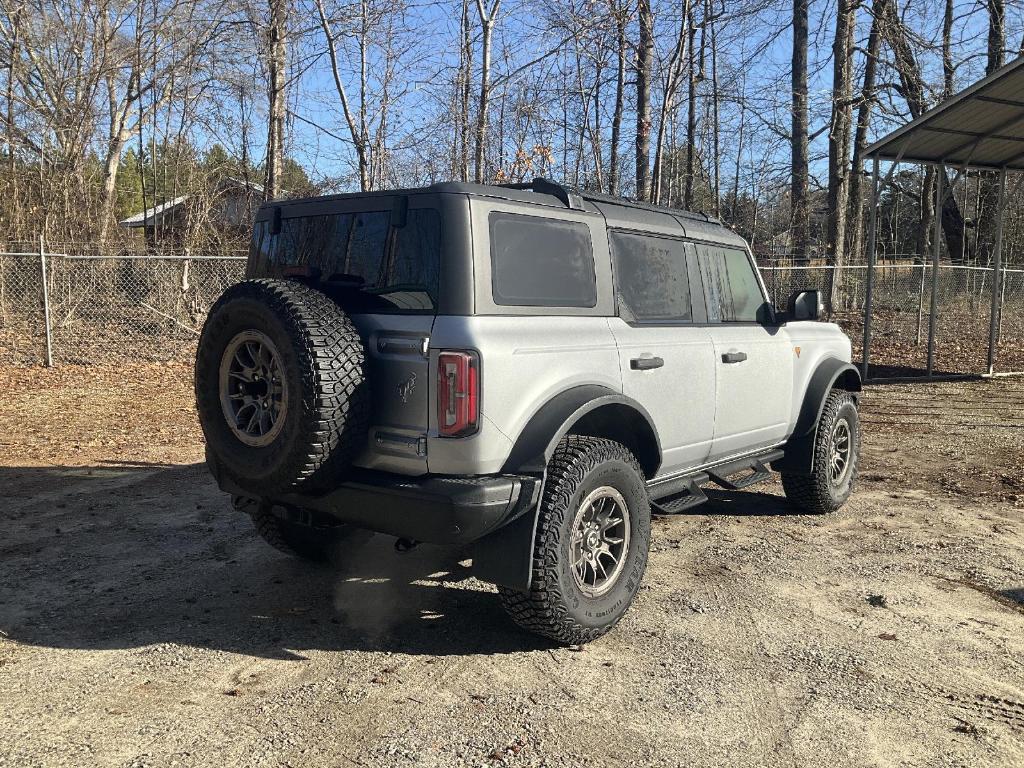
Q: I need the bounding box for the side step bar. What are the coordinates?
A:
[648,449,784,516]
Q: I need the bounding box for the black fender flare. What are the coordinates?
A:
[499,384,662,477]
[475,385,661,591]
[773,358,862,475]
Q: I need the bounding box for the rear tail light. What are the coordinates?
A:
[437,350,479,437]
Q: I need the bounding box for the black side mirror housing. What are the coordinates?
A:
[787,289,822,322]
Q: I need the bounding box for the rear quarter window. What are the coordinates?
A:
[489,212,596,308]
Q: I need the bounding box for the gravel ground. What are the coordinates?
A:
[1,365,1023,768]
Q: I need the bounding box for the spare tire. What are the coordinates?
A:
[195,279,369,495]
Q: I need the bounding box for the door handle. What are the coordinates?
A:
[721,351,748,364]
[630,356,665,371]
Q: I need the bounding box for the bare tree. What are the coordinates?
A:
[824,0,857,310]
[264,0,288,200]
[473,0,500,183]
[635,0,653,200]
[791,0,809,263]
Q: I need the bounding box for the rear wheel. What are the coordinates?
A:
[498,436,650,645]
[781,389,860,514]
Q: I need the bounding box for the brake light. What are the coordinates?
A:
[438,351,479,437]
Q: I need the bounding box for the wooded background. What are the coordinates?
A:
[2,0,1024,266]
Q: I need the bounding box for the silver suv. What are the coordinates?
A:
[195,178,862,644]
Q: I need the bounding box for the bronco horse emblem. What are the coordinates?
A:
[397,372,417,403]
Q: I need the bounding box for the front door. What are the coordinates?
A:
[695,243,793,460]
[608,231,717,476]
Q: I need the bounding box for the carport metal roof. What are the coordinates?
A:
[866,56,1024,171]
[862,57,1024,381]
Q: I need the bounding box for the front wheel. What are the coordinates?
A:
[781,389,861,514]
[498,436,651,645]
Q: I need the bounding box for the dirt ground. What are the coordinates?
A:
[1,364,1023,768]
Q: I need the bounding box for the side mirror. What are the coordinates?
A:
[787,289,822,322]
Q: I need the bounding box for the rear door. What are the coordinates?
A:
[269,196,441,474]
[608,231,717,474]
[695,243,793,460]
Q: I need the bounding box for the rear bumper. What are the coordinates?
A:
[211,460,541,545]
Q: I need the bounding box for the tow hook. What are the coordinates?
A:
[395,537,419,553]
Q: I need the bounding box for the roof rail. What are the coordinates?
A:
[579,189,715,224]
[493,177,584,210]
[492,177,716,223]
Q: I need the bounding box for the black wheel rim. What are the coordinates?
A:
[218,330,288,447]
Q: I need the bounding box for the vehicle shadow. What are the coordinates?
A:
[0,463,801,660]
[0,463,551,659]
[698,487,796,516]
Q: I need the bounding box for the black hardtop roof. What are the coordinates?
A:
[259,178,745,247]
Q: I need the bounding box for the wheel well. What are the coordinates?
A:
[833,368,862,393]
[567,403,660,478]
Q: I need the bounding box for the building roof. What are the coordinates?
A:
[119,195,189,228]
[866,55,1024,171]
[119,178,266,229]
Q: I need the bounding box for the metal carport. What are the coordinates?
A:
[862,55,1024,379]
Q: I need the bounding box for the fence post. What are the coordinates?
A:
[39,234,53,367]
[926,163,943,378]
[861,156,880,380]
[986,167,1007,375]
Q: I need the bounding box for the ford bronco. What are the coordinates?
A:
[195,178,861,644]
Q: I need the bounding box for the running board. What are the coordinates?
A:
[648,449,784,516]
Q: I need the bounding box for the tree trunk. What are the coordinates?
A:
[974,0,1005,267]
[635,0,653,200]
[791,0,810,264]
[824,0,856,311]
[652,0,691,205]
[473,1,500,184]
[608,3,626,195]
[848,1,880,264]
[880,0,965,264]
[684,8,698,209]
[265,0,288,201]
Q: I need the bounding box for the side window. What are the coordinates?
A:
[609,231,692,323]
[699,245,766,322]
[489,212,597,308]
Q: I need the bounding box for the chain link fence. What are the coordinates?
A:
[761,261,1024,378]
[1,244,246,366]
[2,244,1023,379]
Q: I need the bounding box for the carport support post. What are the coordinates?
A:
[38,234,53,368]
[926,163,943,378]
[861,156,880,380]
[986,167,1007,375]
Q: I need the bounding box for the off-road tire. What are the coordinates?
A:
[250,506,366,563]
[498,436,651,645]
[195,279,369,495]
[781,389,860,515]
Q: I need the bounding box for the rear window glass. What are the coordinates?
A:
[250,207,441,312]
[610,231,692,323]
[489,212,596,308]
[698,245,765,322]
